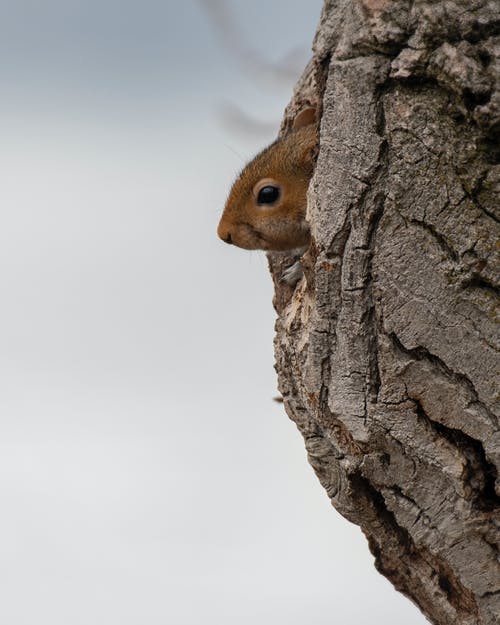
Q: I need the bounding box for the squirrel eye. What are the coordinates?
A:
[257,185,280,205]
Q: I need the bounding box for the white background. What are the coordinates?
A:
[0,1,427,623]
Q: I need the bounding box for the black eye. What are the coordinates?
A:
[257,185,280,205]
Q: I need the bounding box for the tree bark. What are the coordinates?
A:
[270,2,500,623]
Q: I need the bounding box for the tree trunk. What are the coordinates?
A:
[270,2,500,623]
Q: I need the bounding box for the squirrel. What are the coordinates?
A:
[217,107,318,281]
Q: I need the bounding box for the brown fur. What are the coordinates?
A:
[217,123,318,251]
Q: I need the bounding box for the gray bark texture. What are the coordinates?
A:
[269,2,500,624]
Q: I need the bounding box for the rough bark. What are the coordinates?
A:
[270,2,500,624]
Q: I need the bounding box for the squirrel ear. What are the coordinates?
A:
[292,107,317,130]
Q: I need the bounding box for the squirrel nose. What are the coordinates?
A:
[217,222,233,245]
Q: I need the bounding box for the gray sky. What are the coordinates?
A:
[0,1,427,623]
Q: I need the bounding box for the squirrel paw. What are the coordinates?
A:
[280,259,303,286]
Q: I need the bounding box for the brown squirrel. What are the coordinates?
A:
[217,107,318,257]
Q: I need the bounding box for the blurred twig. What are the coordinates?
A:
[198,0,306,87]
[216,101,278,138]
[197,0,307,137]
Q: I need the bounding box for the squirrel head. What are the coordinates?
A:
[217,108,318,252]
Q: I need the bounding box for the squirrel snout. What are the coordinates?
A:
[217,222,233,245]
